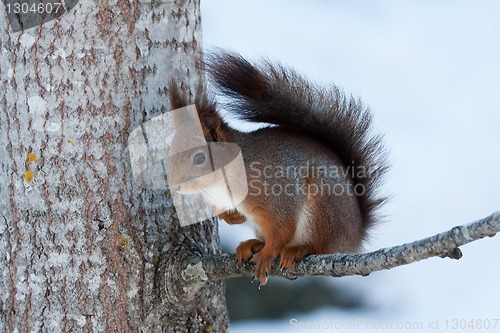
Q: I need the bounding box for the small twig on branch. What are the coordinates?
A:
[180,211,500,286]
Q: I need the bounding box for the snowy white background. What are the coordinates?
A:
[201,1,500,332]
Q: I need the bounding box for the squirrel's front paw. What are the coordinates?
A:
[236,239,265,262]
[218,210,247,225]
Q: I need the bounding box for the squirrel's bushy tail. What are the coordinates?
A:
[206,50,388,232]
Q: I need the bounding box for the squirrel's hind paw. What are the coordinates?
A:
[279,246,309,271]
[251,251,272,286]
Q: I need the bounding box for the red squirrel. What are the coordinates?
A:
[168,50,388,286]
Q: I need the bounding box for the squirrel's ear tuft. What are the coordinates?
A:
[194,83,222,140]
[168,79,188,110]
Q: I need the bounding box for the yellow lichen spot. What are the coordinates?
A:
[128,261,133,265]
[67,139,73,144]
[206,326,213,333]
[154,257,160,264]
[25,170,34,183]
[118,236,130,251]
[20,235,24,241]
[27,153,37,165]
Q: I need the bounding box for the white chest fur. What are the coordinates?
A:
[235,202,312,246]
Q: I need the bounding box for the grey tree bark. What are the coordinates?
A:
[181,211,500,283]
[0,0,229,332]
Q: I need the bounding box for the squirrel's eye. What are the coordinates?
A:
[192,152,206,166]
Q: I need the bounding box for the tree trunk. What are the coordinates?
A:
[0,0,228,332]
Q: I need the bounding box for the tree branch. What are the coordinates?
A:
[180,211,500,286]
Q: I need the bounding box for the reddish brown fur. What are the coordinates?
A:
[168,50,387,285]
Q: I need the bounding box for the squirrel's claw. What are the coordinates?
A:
[257,274,268,288]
